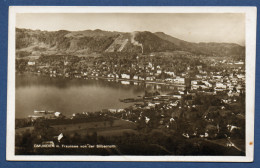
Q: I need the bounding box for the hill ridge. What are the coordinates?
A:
[15,28,245,58]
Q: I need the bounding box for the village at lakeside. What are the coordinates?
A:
[15,28,245,155]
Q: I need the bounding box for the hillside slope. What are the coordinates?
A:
[15,28,245,58]
[154,32,245,57]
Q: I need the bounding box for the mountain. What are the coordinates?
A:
[15,28,245,58]
[154,32,245,56]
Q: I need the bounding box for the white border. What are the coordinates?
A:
[7,6,257,162]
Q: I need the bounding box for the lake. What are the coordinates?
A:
[15,74,175,118]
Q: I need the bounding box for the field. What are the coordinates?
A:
[53,119,137,136]
[15,119,137,137]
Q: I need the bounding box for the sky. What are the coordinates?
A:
[16,13,245,45]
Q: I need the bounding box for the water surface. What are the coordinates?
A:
[15,74,173,118]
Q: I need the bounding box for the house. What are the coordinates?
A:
[50,70,56,74]
[117,109,125,112]
[28,61,36,66]
[115,74,119,78]
[108,109,117,113]
[231,78,238,83]
[181,72,188,77]
[107,73,114,78]
[173,77,185,84]
[148,62,153,68]
[133,75,139,80]
[196,75,203,79]
[202,81,212,87]
[165,78,174,83]
[82,72,88,76]
[213,75,223,79]
[148,102,156,107]
[74,73,82,78]
[54,112,61,117]
[170,118,175,122]
[191,80,211,90]
[179,91,185,95]
[146,76,155,81]
[173,95,182,99]
[157,69,162,74]
[121,81,130,85]
[182,133,190,138]
[121,74,130,79]
[226,142,235,147]
[197,65,202,70]
[191,85,207,90]
[222,99,231,104]
[156,85,161,89]
[216,83,227,89]
[170,102,178,107]
[237,74,245,79]
[178,86,185,91]
[199,70,207,74]
[28,115,43,121]
[145,117,150,124]
[191,80,198,85]
[65,73,70,78]
[235,61,244,65]
[64,61,69,66]
[165,71,175,76]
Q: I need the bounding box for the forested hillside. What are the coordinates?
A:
[15,28,245,58]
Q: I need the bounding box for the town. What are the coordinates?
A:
[15,52,245,155]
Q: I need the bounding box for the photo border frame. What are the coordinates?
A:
[0,0,259,167]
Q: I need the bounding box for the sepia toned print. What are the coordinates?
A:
[7,6,256,162]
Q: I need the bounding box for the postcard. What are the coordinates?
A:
[7,6,256,162]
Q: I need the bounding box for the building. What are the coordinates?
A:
[173,95,182,99]
[191,80,198,85]
[133,75,139,80]
[157,69,162,74]
[107,73,114,78]
[235,61,244,65]
[146,76,155,81]
[165,71,175,76]
[28,61,36,66]
[165,78,174,83]
[173,77,185,84]
[121,74,130,79]
[121,81,130,85]
[215,82,227,91]
[216,82,227,89]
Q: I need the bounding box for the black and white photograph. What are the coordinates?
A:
[7,6,256,162]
